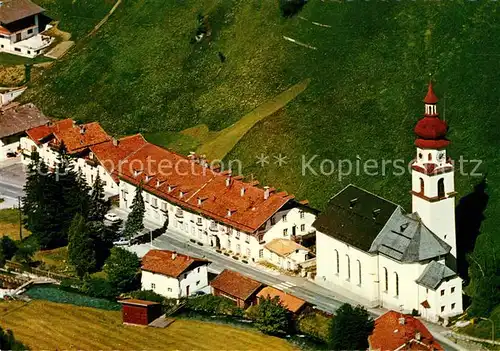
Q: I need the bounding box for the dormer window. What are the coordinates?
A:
[227,209,236,217]
[179,191,185,198]
[168,185,177,192]
[145,175,152,182]
[133,169,142,178]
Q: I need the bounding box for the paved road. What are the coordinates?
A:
[0,158,463,351]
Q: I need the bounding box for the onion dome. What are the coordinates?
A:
[415,117,448,140]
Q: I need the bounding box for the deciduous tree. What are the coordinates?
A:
[254,296,290,335]
[328,303,374,350]
[104,247,141,293]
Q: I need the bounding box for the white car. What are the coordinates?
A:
[104,213,121,222]
[113,237,130,246]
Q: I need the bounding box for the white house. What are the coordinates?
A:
[263,238,311,271]
[0,0,54,58]
[0,103,49,161]
[314,83,463,323]
[141,249,210,298]
[118,142,318,262]
[0,86,26,106]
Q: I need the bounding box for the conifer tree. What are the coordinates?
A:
[123,184,145,239]
[328,304,374,350]
[22,150,45,231]
[68,213,96,278]
[88,172,110,222]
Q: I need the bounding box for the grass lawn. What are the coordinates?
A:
[0,208,29,241]
[460,305,500,342]
[0,300,296,350]
[33,246,73,275]
[0,53,53,67]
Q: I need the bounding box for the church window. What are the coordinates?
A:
[451,287,455,294]
[420,178,424,193]
[451,303,456,310]
[428,153,432,161]
[418,153,423,159]
[438,178,445,197]
[384,267,388,292]
[441,306,445,313]
[394,272,399,296]
[357,260,362,286]
[346,255,351,281]
[440,289,445,296]
[335,250,339,274]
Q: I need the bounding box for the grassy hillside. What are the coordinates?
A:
[24,0,499,252]
[0,300,295,350]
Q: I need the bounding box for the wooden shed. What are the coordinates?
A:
[118,299,163,326]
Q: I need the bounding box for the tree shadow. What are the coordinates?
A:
[455,176,489,282]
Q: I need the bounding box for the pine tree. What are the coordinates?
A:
[88,172,110,222]
[123,184,145,239]
[328,303,374,350]
[22,150,45,231]
[68,213,96,278]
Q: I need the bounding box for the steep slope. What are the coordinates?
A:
[25,0,499,254]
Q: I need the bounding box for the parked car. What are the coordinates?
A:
[192,290,206,296]
[112,237,131,246]
[104,213,121,222]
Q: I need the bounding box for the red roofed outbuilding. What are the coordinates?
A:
[118,299,163,326]
[210,269,264,309]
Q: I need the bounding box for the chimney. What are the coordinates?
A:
[225,171,232,187]
[240,187,245,197]
[198,198,203,206]
[398,317,405,325]
[264,186,270,200]
[112,137,118,146]
[72,120,77,128]
[172,251,177,260]
[79,125,85,135]
[415,332,421,341]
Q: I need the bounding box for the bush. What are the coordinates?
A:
[127,289,165,303]
[279,0,307,18]
[185,295,243,317]
[254,296,291,335]
[81,276,116,299]
[0,236,18,261]
[297,311,331,343]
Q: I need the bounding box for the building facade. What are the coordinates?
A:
[314,83,463,323]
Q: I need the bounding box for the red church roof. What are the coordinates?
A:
[424,82,439,104]
[369,311,443,351]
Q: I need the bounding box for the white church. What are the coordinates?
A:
[314,83,463,323]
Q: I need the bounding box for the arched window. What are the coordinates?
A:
[357,260,362,286]
[420,178,424,193]
[438,178,445,198]
[428,153,432,161]
[384,267,388,292]
[346,255,351,281]
[335,249,339,274]
[394,272,399,296]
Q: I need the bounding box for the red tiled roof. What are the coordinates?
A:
[26,119,111,153]
[141,250,209,278]
[369,311,443,351]
[26,125,52,145]
[90,134,147,183]
[210,269,263,301]
[257,286,307,313]
[119,143,295,234]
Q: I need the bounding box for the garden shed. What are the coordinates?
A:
[118,299,162,326]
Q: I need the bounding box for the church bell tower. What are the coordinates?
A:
[411,82,457,259]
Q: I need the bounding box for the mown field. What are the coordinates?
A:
[23,0,499,265]
[0,300,296,350]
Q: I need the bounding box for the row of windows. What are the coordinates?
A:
[270,210,305,225]
[333,250,362,286]
[417,177,445,198]
[441,303,456,313]
[383,267,400,296]
[282,224,306,236]
[440,287,455,296]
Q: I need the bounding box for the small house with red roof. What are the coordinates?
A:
[141,249,210,298]
[256,286,308,315]
[368,311,443,351]
[210,269,264,309]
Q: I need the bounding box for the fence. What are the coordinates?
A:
[5,260,71,282]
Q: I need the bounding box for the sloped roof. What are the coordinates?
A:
[369,208,451,263]
[119,142,297,234]
[369,311,443,351]
[210,269,263,301]
[90,134,148,183]
[416,260,457,290]
[141,250,209,278]
[0,103,49,139]
[118,299,160,307]
[312,185,398,251]
[257,286,307,313]
[0,0,44,24]
[264,239,309,257]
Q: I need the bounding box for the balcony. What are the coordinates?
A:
[209,222,218,232]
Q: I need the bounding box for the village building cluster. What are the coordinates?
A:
[4,83,464,324]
